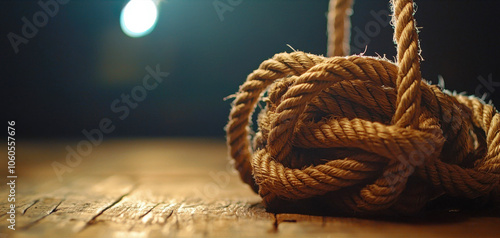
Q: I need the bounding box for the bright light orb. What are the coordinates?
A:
[120,0,158,38]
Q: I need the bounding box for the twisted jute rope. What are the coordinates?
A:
[226,0,500,215]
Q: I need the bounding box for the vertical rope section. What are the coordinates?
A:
[226,0,500,215]
[391,0,422,129]
[327,0,354,57]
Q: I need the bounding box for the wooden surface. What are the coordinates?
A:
[1,138,500,238]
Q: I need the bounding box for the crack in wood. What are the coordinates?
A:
[138,203,161,219]
[22,199,40,215]
[162,209,174,226]
[79,186,136,232]
[48,199,64,215]
[165,198,187,229]
[21,199,64,230]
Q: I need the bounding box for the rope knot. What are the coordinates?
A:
[226,0,500,215]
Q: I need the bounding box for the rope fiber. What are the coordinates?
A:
[226,0,500,215]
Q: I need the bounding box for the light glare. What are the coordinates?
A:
[120,0,158,38]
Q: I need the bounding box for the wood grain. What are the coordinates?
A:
[1,139,499,237]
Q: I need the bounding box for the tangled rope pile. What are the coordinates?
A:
[226,0,500,215]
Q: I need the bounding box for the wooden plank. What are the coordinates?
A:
[5,176,136,237]
[160,197,274,237]
[14,197,63,230]
[274,212,500,238]
[325,215,500,238]
[78,172,274,237]
[2,139,500,238]
[76,183,177,237]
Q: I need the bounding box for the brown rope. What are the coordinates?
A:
[226,0,500,215]
[327,0,354,57]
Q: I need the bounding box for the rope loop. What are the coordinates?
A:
[226,0,500,214]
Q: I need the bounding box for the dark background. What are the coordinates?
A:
[2,0,500,139]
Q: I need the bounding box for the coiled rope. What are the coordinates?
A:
[226,0,500,215]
